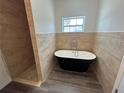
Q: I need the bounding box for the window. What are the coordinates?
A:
[62,16,85,32]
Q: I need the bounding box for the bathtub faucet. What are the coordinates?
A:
[71,38,79,57]
[71,38,78,49]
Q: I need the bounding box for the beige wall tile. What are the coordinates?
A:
[56,32,95,51]
[93,32,124,93]
[0,0,36,79]
[36,33,56,81]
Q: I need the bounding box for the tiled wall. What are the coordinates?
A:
[24,0,42,81]
[56,32,95,51]
[0,50,11,89]
[36,33,56,81]
[93,32,124,93]
[0,0,35,78]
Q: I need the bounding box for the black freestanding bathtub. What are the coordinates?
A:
[54,50,96,72]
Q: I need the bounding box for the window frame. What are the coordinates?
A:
[62,16,85,32]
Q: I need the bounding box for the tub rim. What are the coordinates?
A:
[54,50,96,60]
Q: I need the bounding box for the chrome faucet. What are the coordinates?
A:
[70,37,79,57]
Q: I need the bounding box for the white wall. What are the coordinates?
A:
[0,50,11,89]
[31,0,55,33]
[97,0,124,32]
[54,0,100,33]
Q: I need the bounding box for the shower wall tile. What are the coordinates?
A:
[36,33,56,81]
[93,32,124,93]
[56,32,95,51]
[24,0,42,81]
[0,0,35,78]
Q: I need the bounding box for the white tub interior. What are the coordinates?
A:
[55,50,96,60]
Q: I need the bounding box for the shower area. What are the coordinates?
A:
[0,0,42,86]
